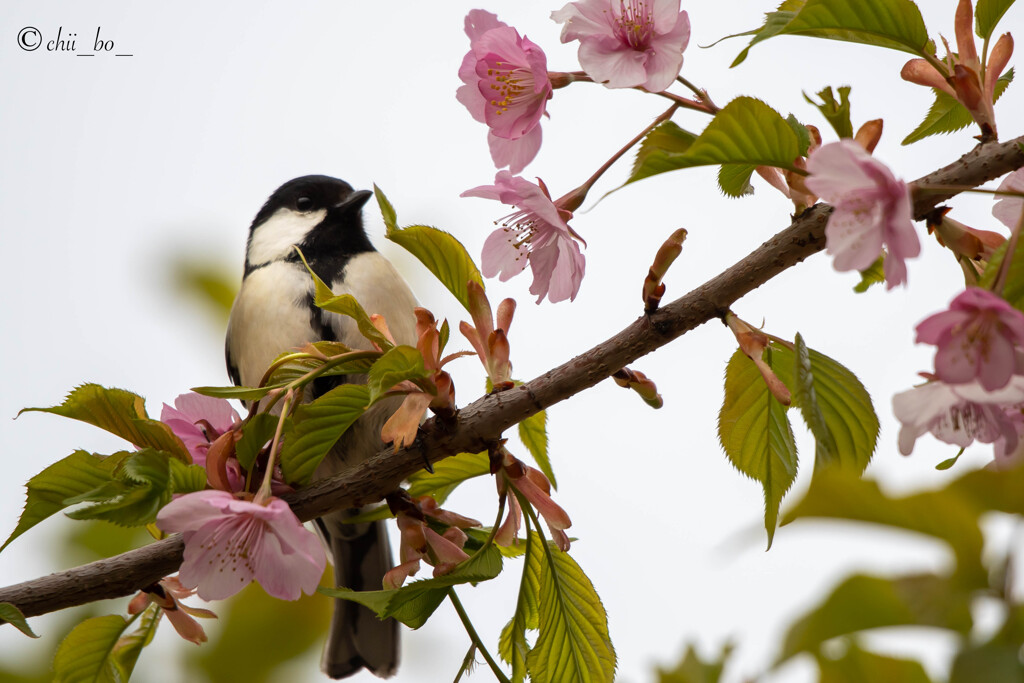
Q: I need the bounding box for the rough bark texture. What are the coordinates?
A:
[1,136,1022,621]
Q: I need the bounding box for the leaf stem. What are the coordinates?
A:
[255,389,294,504]
[447,588,511,683]
[675,75,720,113]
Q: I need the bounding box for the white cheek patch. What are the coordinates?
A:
[247,208,327,266]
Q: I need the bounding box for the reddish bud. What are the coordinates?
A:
[854,119,883,154]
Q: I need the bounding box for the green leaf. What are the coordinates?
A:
[817,642,933,683]
[519,411,555,489]
[675,98,804,171]
[975,0,1017,40]
[294,248,394,351]
[53,614,130,683]
[110,605,161,679]
[785,114,811,156]
[1,450,130,552]
[168,458,207,494]
[778,573,972,665]
[718,348,798,548]
[20,384,189,461]
[374,183,399,233]
[804,85,854,139]
[789,334,840,468]
[853,254,886,292]
[717,164,756,198]
[950,639,1024,683]
[280,384,370,485]
[406,451,490,504]
[903,69,1014,145]
[979,225,1024,312]
[656,642,734,683]
[735,0,930,65]
[783,470,988,587]
[65,450,173,527]
[628,120,698,184]
[499,531,544,682]
[321,546,504,629]
[190,384,278,401]
[526,546,616,683]
[389,225,484,313]
[367,345,429,403]
[771,341,878,474]
[0,602,39,638]
[235,413,280,471]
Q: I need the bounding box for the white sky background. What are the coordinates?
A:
[1,1,1023,682]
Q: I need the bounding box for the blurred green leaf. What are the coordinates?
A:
[171,258,237,321]
[975,0,1017,40]
[804,86,853,139]
[407,451,490,504]
[526,544,616,683]
[0,603,39,638]
[110,605,160,680]
[853,255,886,292]
[280,384,370,485]
[656,642,734,683]
[950,640,1024,683]
[771,339,878,474]
[718,348,798,548]
[979,225,1024,312]
[20,384,189,462]
[2,450,129,552]
[817,642,933,683]
[778,573,972,664]
[519,410,555,489]
[52,614,130,683]
[903,69,1014,145]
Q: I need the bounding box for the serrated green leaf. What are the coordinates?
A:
[628,120,698,184]
[778,573,972,665]
[717,164,756,198]
[903,69,1014,144]
[169,458,208,494]
[771,341,878,474]
[110,605,160,679]
[235,413,279,471]
[190,384,278,401]
[785,114,811,155]
[527,546,616,683]
[674,98,804,172]
[53,614,130,683]
[519,411,555,489]
[66,450,172,527]
[367,346,429,403]
[853,254,886,292]
[804,85,853,139]
[389,225,484,313]
[979,227,1024,312]
[294,248,394,351]
[321,545,503,628]
[374,184,399,233]
[730,5,802,67]
[783,470,987,587]
[280,384,370,485]
[0,602,39,638]
[718,349,798,548]
[975,0,1016,40]
[793,334,839,468]
[20,384,189,462]
[1,450,130,552]
[407,451,490,504]
[499,531,544,682]
[817,641,933,683]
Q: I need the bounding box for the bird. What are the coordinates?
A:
[225,175,418,678]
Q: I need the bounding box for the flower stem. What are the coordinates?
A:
[675,75,720,113]
[255,389,294,504]
[649,89,714,113]
[447,588,511,683]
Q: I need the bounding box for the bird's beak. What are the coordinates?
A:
[332,189,374,214]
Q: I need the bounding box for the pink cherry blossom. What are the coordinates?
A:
[993,168,1024,230]
[161,392,239,466]
[456,10,553,174]
[805,140,920,288]
[462,172,586,303]
[892,376,1024,456]
[126,576,215,645]
[156,490,326,601]
[552,0,690,92]
[916,288,1024,391]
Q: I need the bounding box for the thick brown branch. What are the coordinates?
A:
[2,136,1022,622]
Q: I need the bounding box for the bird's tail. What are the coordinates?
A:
[318,514,399,679]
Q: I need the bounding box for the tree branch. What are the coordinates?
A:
[2,136,1022,622]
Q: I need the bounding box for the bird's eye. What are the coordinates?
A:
[296,196,314,212]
